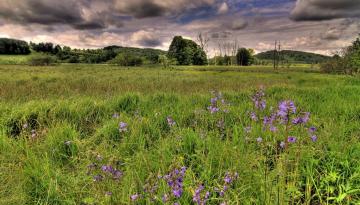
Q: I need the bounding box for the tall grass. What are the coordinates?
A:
[0,65,359,204]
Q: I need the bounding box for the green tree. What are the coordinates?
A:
[0,38,30,54]
[168,36,207,65]
[236,48,253,66]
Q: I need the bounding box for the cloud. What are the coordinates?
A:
[210,31,232,39]
[0,0,113,30]
[217,2,229,15]
[231,19,248,30]
[114,1,166,18]
[131,30,163,47]
[322,27,342,40]
[114,0,215,18]
[290,0,360,21]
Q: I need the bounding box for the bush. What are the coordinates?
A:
[111,53,143,66]
[321,35,360,75]
[28,55,56,66]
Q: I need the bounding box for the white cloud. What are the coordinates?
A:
[217,2,229,15]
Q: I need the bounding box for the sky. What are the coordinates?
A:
[0,0,359,55]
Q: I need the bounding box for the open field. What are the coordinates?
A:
[1,64,360,204]
[0,55,32,65]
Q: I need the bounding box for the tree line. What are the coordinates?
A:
[0,38,31,54]
[1,36,255,67]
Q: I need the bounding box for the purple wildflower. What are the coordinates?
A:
[105,191,112,196]
[211,97,218,105]
[287,136,297,143]
[309,126,316,133]
[130,194,139,201]
[277,100,296,124]
[119,122,128,132]
[93,174,103,182]
[244,126,251,133]
[256,137,263,143]
[250,112,258,121]
[251,89,266,110]
[112,113,120,119]
[292,112,310,125]
[280,141,285,149]
[164,167,187,198]
[167,116,176,127]
[311,135,318,142]
[208,106,220,114]
[31,129,37,138]
[193,185,210,205]
[263,113,277,131]
[162,194,168,203]
[223,172,238,185]
[112,170,123,180]
[269,126,277,132]
[101,165,123,180]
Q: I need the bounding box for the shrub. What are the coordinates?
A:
[111,53,143,66]
[321,35,360,75]
[28,55,56,66]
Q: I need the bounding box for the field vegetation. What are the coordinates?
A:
[0,64,359,204]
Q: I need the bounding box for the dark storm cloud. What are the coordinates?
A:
[115,1,166,18]
[114,0,215,19]
[0,0,115,30]
[139,38,163,47]
[291,0,360,21]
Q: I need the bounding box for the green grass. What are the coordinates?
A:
[0,64,360,204]
[0,54,33,65]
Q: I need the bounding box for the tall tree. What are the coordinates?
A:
[236,48,253,66]
[168,36,207,65]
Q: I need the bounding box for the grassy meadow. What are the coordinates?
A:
[0,64,360,204]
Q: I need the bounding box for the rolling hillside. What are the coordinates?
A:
[255,50,332,64]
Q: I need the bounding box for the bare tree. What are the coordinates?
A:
[231,39,239,65]
[197,32,210,65]
[273,40,278,70]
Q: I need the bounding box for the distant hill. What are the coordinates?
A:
[255,50,331,64]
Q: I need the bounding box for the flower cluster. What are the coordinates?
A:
[101,165,123,180]
[292,112,310,125]
[247,88,320,148]
[130,166,187,203]
[167,116,176,127]
[308,126,317,142]
[163,166,187,198]
[218,172,238,197]
[112,113,120,119]
[251,88,266,110]
[263,112,277,132]
[277,100,297,124]
[87,156,123,183]
[118,122,128,132]
[207,91,229,114]
[193,184,210,205]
